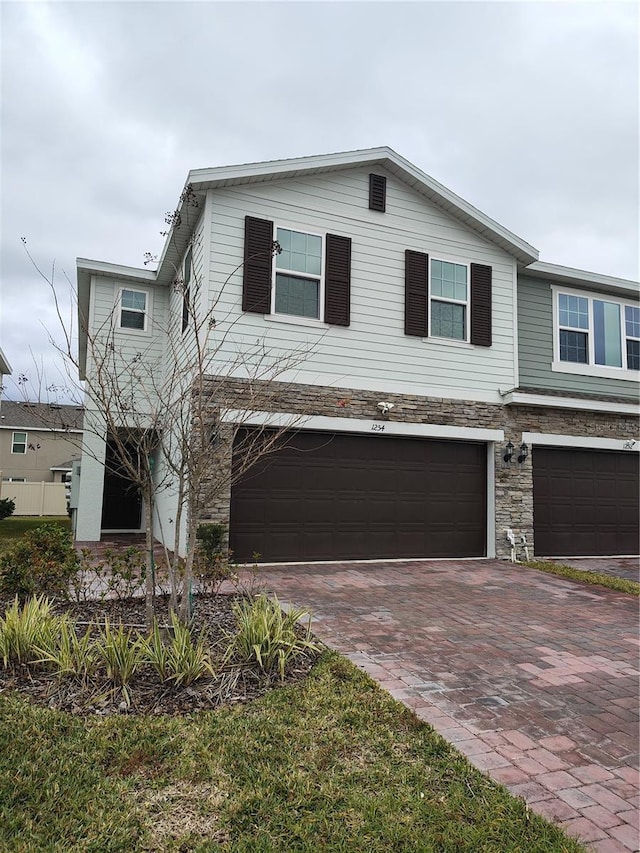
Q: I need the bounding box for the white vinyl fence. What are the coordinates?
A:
[0,482,67,516]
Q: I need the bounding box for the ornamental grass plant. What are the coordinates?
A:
[226,593,321,680]
[0,595,60,669]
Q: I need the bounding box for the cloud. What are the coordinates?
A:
[1,1,637,399]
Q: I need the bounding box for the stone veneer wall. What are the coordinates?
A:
[197,376,638,560]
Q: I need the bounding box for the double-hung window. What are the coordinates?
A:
[430,259,469,341]
[555,288,640,376]
[273,228,323,320]
[119,289,147,331]
[11,432,27,454]
[625,305,640,370]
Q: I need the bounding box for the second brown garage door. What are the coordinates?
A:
[229,430,487,562]
[533,446,639,557]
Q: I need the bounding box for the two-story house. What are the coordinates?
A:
[74,147,639,560]
[0,401,84,483]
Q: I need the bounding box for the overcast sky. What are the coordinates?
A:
[1,0,638,401]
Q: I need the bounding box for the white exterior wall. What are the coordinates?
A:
[205,166,518,401]
[74,421,107,540]
[152,211,209,553]
[75,276,170,540]
[89,275,169,404]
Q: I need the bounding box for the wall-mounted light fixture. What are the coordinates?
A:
[503,441,514,463]
[517,442,528,464]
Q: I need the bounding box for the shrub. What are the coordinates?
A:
[35,614,98,680]
[0,498,15,521]
[95,618,145,704]
[101,546,146,599]
[194,524,234,595]
[0,595,60,669]
[0,524,79,601]
[196,523,227,556]
[142,614,213,686]
[225,594,321,680]
[141,618,171,683]
[165,613,213,686]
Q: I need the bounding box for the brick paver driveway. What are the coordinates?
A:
[255,559,639,852]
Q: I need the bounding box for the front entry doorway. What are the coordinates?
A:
[101,441,143,530]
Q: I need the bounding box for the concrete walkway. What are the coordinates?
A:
[254,558,639,852]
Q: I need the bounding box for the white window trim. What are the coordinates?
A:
[271,223,325,323]
[429,257,471,343]
[117,286,152,334]
[552,285,640,381]
[11,431,27,454]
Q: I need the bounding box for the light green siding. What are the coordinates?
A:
[517,276,639,399]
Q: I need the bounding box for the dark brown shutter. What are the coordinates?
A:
[369,174,386,212]
[242,216,273,313]
[405,250,428,337]
[324,234,351,326]
[470,263,492,347]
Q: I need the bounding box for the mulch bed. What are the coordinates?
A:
[0,593,322,717]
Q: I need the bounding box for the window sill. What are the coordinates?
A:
[263,314,328,330]
[118,324,151,336]
[421,336,473,348]
[551,361,639,382]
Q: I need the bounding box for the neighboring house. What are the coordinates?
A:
[0,401,83,482]
[75,147,639,559]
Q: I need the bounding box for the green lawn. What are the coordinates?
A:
[0,653,584,852]
[524,560,640,596]
[0,516,70,553]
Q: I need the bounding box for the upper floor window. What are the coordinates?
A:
[430,260,469,341]
[625,305,640,370]
[273,228,323,319]
[554,288,640,379]
[119,289,147,331]
[11,432,27,454]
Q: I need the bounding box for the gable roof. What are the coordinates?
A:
[78,147,543,364]
[77,146,541,375]
[0,401,84,431]
[157,148,538,280]
[179,147,539,267]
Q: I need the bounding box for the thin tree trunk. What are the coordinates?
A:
[178,513,199,622]
[144,491,155,630]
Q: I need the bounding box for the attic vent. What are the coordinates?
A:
[369,174,386,212]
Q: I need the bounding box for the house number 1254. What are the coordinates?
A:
[371,423,386,432]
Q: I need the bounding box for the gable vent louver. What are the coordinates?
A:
[369,174,386,212]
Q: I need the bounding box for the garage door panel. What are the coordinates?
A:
[533,447,639,556]
[230,430,487,562]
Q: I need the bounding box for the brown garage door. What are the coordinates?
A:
[229,430,487,562]
[533,447,639,556]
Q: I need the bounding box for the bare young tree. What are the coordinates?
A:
[20,197,319,624]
